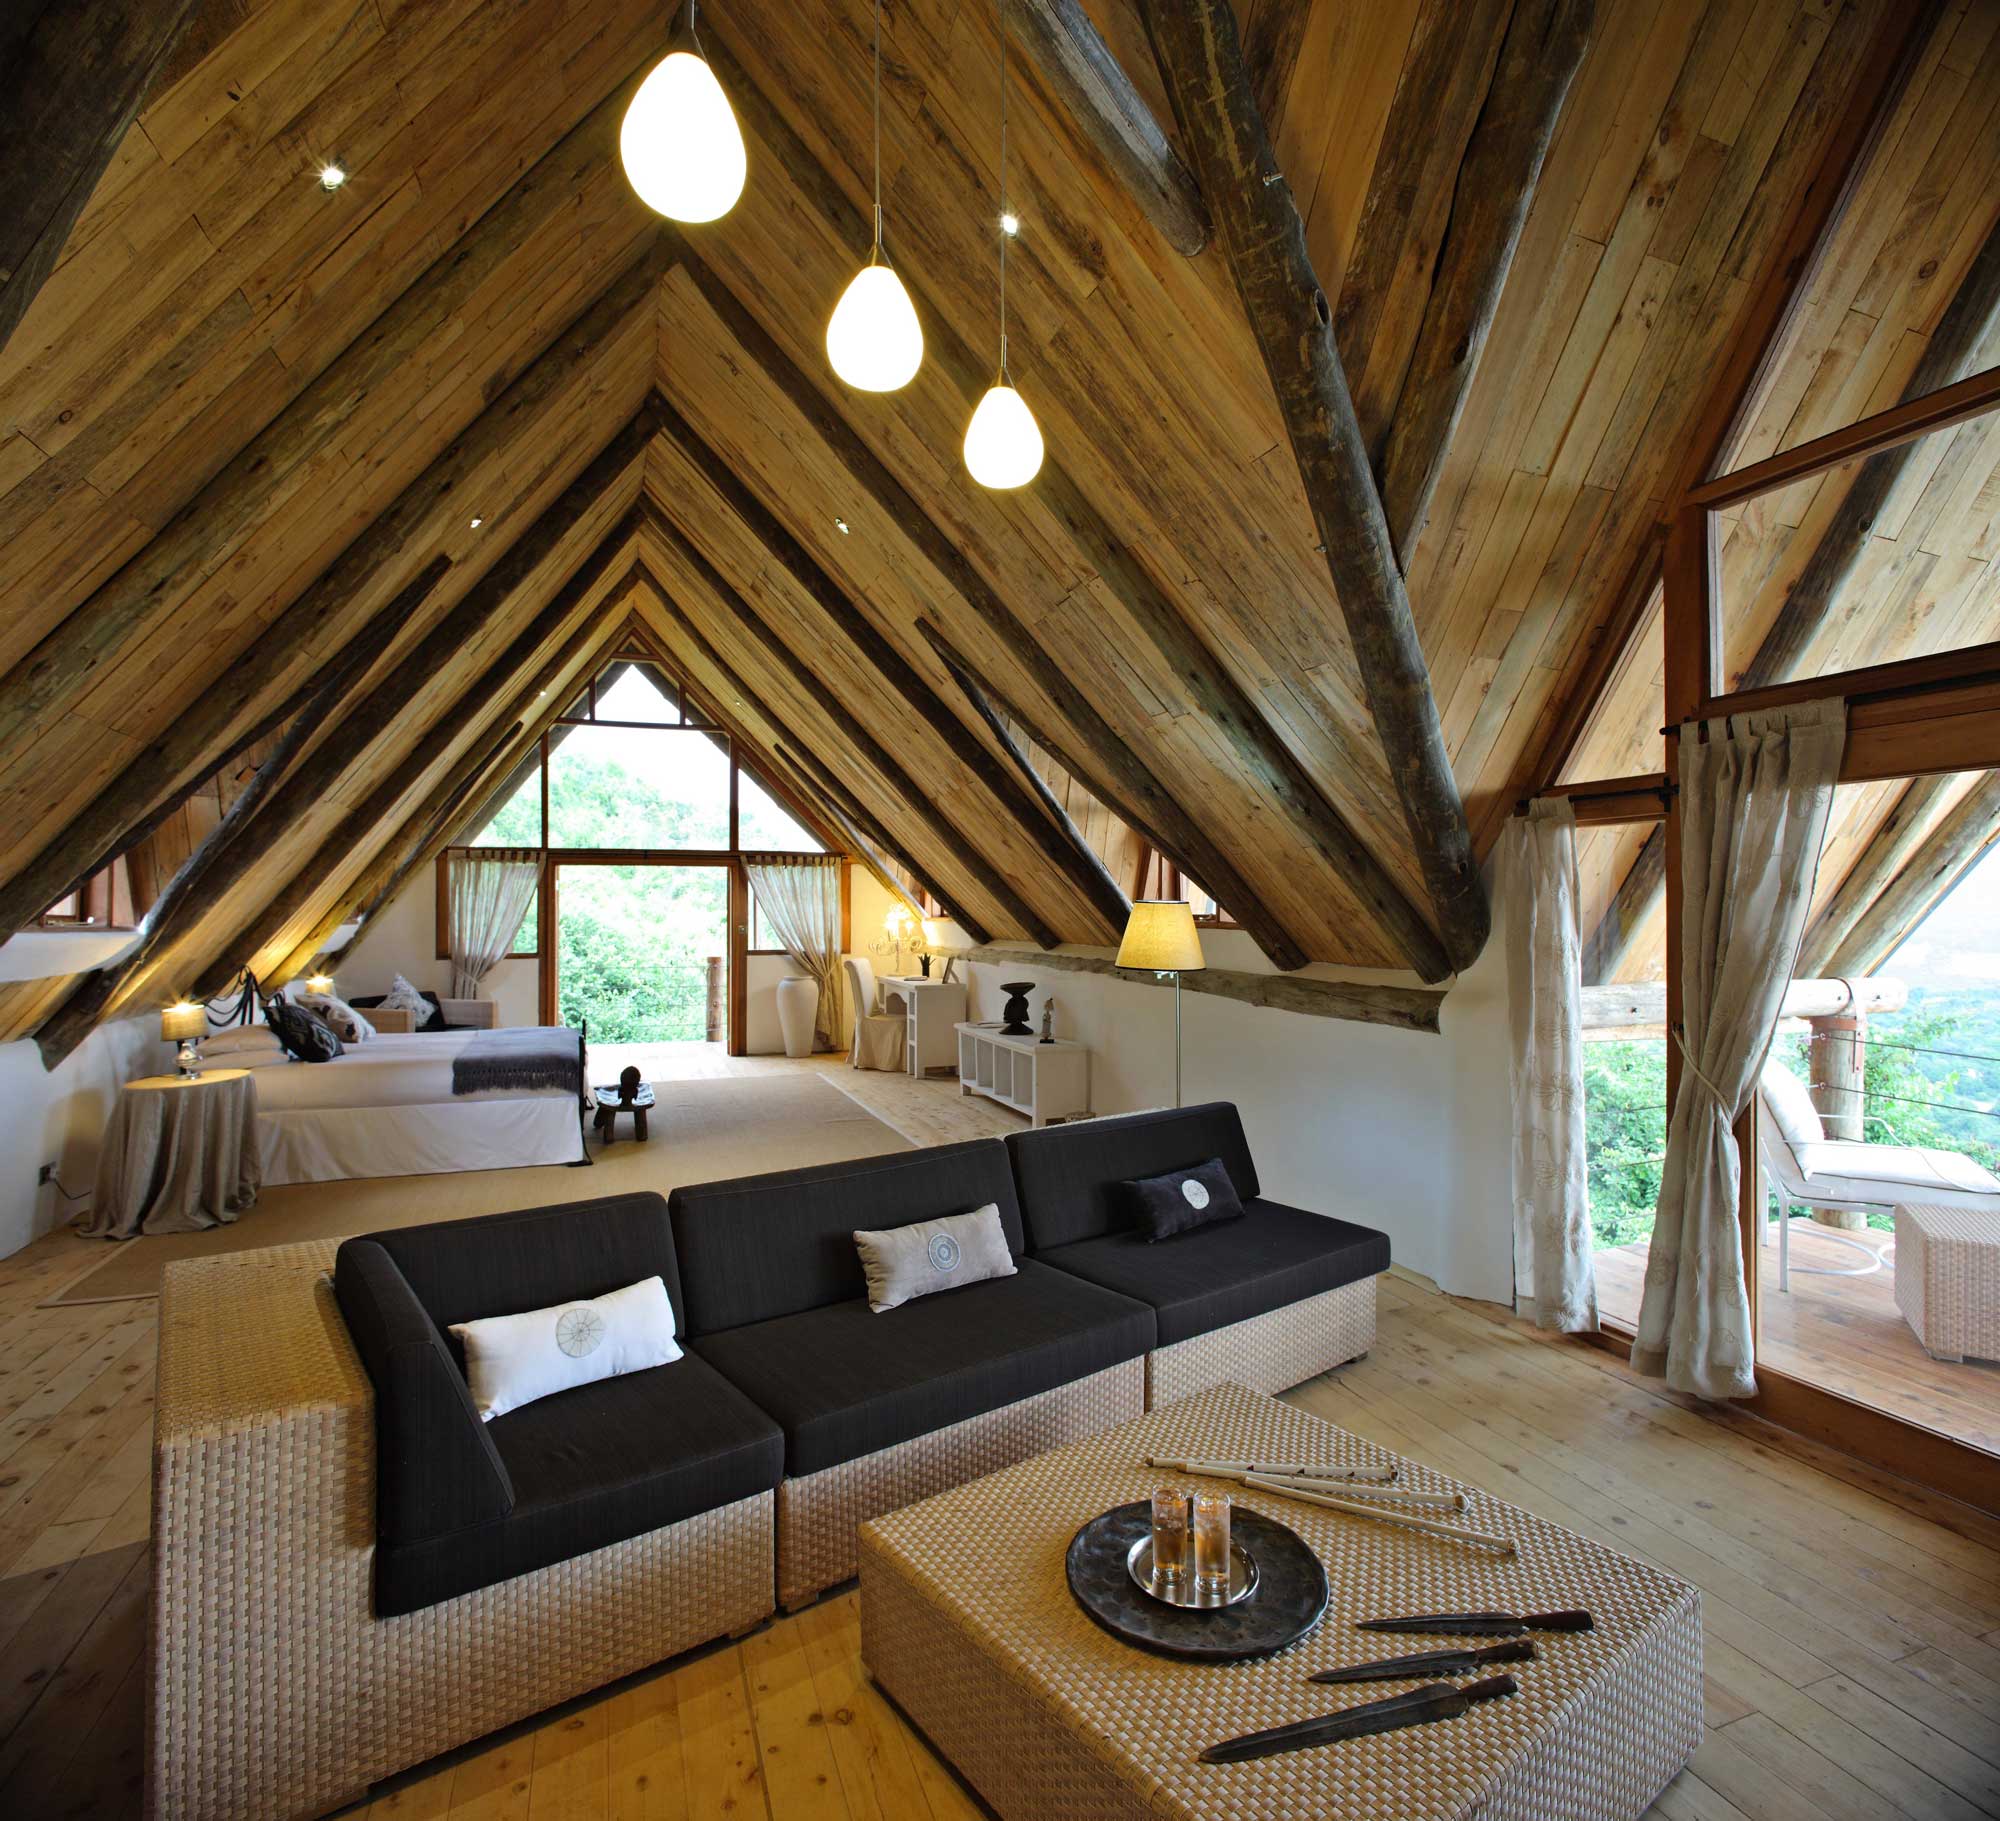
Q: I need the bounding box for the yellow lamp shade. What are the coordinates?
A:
[828,259,923,390]
[619,51,746,222]
[963,381,1044,489]
[1116,900,1204,973]
[161,1003,205,1043]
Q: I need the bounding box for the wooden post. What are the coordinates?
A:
[1012,0,1210,257]
[1140,0,1487,973]
[1806,1008,1867,1233]
[0,0,201,357]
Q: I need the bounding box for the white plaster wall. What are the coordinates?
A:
[0,1015,171,1257]
[325,866,539,1028]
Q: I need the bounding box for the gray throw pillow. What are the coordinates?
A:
[854,1203,1018,1313]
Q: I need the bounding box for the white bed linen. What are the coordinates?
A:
[259,1097,584,1186]
[247,1030,574,1112]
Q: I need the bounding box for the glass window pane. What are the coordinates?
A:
[470,760,542,845]
[556,863,727,1042]
[595,663,681,723]
[1575,824,1666,987]
[1715,409,2000,694]
[738,768,821,850]
[546,726,730,849]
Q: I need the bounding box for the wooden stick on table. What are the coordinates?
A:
[1240,1474,1517,1556]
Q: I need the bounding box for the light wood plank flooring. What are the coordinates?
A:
[0,1070,1996,1816]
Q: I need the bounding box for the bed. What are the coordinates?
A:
[215,1020,589,1186]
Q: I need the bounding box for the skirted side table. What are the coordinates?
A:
[83,1069,261,1240]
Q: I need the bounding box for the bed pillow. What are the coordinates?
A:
[450,1276,683,1421]
[204,1025,282,1056]
[264,997,344,1064]
[1118,1157,1245,1243]
[853,1203,1017,1313]
[375,974,448,1033]
[301,988,375,1044]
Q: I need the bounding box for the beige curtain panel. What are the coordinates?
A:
[448,849,541,999]
[1500,797,1598,1335]
[745,854,845,1050]
[1634,699,1845,1400]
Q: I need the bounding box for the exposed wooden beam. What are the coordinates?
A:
[639,493,1058,948]
[628,562,995,944]
[1242,0,1312,139]
[1827,773,2000,976]
[645,389,1128,939]
[1739,217,2000,692]
[0,66,648,753]
[667,246,1310,970]
[1581,975,1908,1034]
[1580,825,1664,987]
[1796,776,1953,976]
[1373,0,1596,561]
[913,617,1313,971]
[704,31,1431,975]
[0,0,202,357]
[942,943,1446,1035]
[1012,0,1210,258]
[1140,0,1486,974]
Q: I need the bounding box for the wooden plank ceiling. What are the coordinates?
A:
[1,0,1995,1058]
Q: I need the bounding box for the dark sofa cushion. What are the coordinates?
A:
[1035,1198,1388,1346]
[1122,1156,1245,1241]
[355,1193,685,1371]
[670,1140,1023,1335]
[1007,1103,1260,1250]
[691,1261,1153,1476]
[375,1352,783,1616]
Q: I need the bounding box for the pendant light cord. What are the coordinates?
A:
[872,0,884,257]
[685,0,702,55]
[997,0,1010,379]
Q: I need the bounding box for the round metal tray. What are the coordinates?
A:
[1125,1532,1259,1608]
[1065,1500,1328,1661]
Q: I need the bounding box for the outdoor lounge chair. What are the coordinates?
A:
[1756,1059,2000,1292]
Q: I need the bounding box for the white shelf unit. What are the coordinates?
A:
[884,977,968,1078]
[955,1023,1090,1128]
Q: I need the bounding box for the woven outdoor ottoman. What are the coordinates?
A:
[1895,1202,2000,1363]
[859,1381,1701,1821]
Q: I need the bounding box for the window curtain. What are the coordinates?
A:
[744,855,844,1050]
[1499,797,1598,1334]
[447,849,541,999]
[1634,699,1845,1399]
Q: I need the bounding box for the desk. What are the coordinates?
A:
[84,1070,261,1239]
[883,976,968,1077]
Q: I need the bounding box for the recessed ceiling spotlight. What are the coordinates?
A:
[318,162,347,191]
[834,517,850,534]
[469,516,483,528]
[999,211,1020,237]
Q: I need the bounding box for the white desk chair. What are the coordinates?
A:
[842,955,906,1072]
[1757,1058,2000,1291]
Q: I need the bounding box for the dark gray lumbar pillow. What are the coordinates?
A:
[1120,1157,1245,1242]
[854,1203,1018,1313]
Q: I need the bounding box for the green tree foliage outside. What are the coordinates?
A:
[557,863,725,1043]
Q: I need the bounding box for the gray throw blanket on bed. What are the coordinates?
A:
[450,1025,583,1097]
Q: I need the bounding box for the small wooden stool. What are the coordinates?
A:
[592,1068,654,1144]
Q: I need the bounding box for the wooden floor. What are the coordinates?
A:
[1,1075,1998,1816]
[1596,1221,2000,1458]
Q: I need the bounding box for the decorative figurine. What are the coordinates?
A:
[919,952,933,978]
[1039,997,1056,1044]
[999,980,1035,1035]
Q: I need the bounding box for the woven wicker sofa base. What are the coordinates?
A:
[860,1382,1701,1821]
[150,1243,775,1821]
[1146,1275,1377,1406]
[778,1356,1145,1609]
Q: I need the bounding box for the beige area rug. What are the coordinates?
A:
[49,1074,911,1306]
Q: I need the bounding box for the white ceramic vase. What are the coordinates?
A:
[775,975,819,1059]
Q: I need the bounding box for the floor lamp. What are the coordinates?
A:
[1116,900,1205,1108]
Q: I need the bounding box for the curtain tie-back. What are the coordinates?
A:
[1668,1022,1733,1116]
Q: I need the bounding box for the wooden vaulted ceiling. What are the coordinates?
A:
[2,0,1997,1060]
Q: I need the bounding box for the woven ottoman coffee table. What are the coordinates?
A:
[1895,1202,2000,1362]
[859,1381,1700,1820]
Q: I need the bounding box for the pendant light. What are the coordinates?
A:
[620,1,746,223]
[964,0,1043,489]
[827,0,923,390]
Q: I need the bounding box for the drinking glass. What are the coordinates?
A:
[1192,1490,1232,1594]
[1149,1486,1190,1586]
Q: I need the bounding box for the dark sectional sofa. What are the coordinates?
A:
[275,1101,1388,1809]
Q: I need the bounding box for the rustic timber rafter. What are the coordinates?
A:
[1012,0,1210,258]
[1795,776,1953,978]
[701,33,1446,979]
[0,0,202,358]
[645,389,1129,938]
[1825,773,2000,978]
[1140,0,1487,974]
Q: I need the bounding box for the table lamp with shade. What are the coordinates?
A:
[161,1002,206,1078]
[1115,900,1205,1107]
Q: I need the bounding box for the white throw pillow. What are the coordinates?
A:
[302,990,375,1044]
[203,1025,282,1056]
[450,1276,682,1421]
[854,1203,1018,1313]
[1760,1058,1825,1148]
[380,974,431,1021]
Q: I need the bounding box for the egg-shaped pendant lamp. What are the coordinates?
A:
[964,380,1044,489]
[828,254,923,391]
[620,48,746,223]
